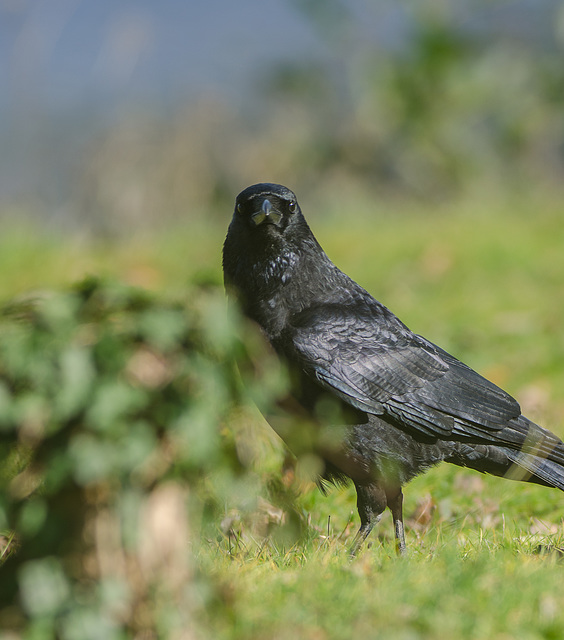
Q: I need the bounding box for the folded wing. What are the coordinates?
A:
[285,301,522,444]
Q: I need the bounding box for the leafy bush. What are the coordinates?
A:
[0,277,286,638]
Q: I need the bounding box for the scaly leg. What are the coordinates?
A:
[386,488,406,556]
[349,482,387,557]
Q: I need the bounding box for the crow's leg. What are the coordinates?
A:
[349,482,387,557]
[386,488,406,556]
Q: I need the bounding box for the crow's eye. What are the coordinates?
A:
[288,201,297,213]
[237,204,242,213]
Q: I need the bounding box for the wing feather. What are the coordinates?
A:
[283,302,521,444]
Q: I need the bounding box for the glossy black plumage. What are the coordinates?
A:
[223,183,564,554]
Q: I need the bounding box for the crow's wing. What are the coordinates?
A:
[284,302,521,442]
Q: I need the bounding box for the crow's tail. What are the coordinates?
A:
[501,415,564,490]
[446,415,564,491]
[504,448,564,490]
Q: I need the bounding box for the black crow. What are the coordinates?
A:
[223,182,564,554]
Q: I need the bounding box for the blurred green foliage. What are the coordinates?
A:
[261,11,564,199]
[0,277,289,638]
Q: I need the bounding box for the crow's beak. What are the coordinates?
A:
[251,199,282,227]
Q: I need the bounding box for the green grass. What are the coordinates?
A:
[2,189,564,639]
[199,540,564,640]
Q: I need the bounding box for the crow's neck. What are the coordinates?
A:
[236,235,356,338]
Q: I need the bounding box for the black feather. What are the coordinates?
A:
[223,183,564,554]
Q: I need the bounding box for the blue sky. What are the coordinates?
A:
[0,0,408,203]
[0,0,558,206]
[1,0,332,115]
[1,0,554,119]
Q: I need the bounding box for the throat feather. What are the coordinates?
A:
[259,250,299,286]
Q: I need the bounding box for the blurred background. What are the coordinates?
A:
[3,2,564,637]
[3,0,564,239]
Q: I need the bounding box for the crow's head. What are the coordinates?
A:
[224,183,337,333]
[224,183,324,317]
[232,183,302,235]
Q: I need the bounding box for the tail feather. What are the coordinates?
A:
[447,415,564,491]
[506,415,564,467]
[505,449,564,490]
